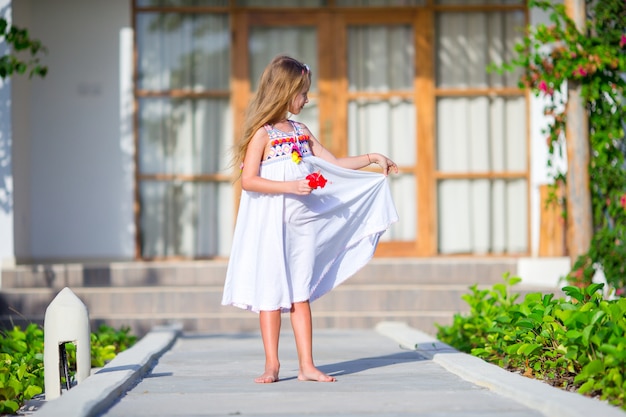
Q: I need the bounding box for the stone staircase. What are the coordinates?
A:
[0,258,561,337]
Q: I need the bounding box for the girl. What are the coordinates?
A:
[221,55,398,383]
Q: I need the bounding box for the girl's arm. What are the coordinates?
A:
[240,128,313,195]
[306,128,398,176]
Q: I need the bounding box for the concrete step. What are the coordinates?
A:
[0,258,519,289]
[0,285,478,315]
[0,261,230,289]
[0,259,560,337]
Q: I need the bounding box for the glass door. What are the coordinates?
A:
[134,5,233,259]
[233,10,425,257]
[334,11,427,256]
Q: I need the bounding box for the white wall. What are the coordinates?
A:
[0,0,14,266]
[13,0,134,261]
[528,2,567,258]
[12,0,32,263]
[522,1,571,286]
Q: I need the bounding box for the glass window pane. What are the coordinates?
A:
[139,98,232,175]
[249,27,317,92]
[436,11,524,88]
[438,179,527,254]
[348,25,414,92]
[348,99,416,165]
[294,99,319,138]
[140,181,233,258]
[137,13,230,90]
[436,96,526,172]
[385,174,416,241]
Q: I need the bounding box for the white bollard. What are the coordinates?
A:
[43,287,91,400]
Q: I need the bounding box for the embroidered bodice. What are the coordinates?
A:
[263,121,312,163]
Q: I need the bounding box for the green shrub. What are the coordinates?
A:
[437,274,626,409]
[0,324,44,414]
[0,323,137,414]
[90,324,137,368]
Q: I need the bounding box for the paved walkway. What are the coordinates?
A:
[32,322,625,417]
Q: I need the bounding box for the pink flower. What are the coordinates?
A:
[537,80,553,96]
[572,66,587,77]
[620,193,626,208]
[620,34,626,48]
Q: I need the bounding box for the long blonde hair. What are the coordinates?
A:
[232,55,311,168]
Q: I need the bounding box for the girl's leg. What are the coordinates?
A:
[256,310,281,383]
[290,301,336,382]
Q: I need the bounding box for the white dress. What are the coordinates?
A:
[221,121,398,313]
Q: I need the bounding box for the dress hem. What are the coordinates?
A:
[222,218,397,314]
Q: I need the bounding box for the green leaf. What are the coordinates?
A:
[16,364,27,380]
[578,378,596,394]
[582,359,605,377]
[562,286,584,303]
[0,399,20,414]
[517,319,536,329]
[520,344,543,356]
[566,330,582,339]
[23,384,42,400]
[585,283,605,297]
[590,310,606,326]
[582,325,594,347]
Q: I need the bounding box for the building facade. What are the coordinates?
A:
[1,1,566,271]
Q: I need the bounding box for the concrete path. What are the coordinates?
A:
[32,322,625,417]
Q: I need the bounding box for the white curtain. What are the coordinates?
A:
[140,181,234,258]
[436,10,527,254]
[249,28,317,90]
[137,13,230,91]
[136,12,232,258]
[348,100,416,241]
[347,25,416,241]
[437,11,524,88]
[249,27,319,136]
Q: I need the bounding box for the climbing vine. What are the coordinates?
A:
[502,0,626,294]
[0,17,47,79]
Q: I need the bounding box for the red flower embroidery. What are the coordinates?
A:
[306,171,328,189]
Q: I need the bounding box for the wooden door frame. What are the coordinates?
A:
[332,10,433,257]
[231,11,335,145]
[230,10,337,224]
[231,8,435,258]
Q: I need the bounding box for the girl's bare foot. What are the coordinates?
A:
[255,366,279,383]
[298,367,336,382]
